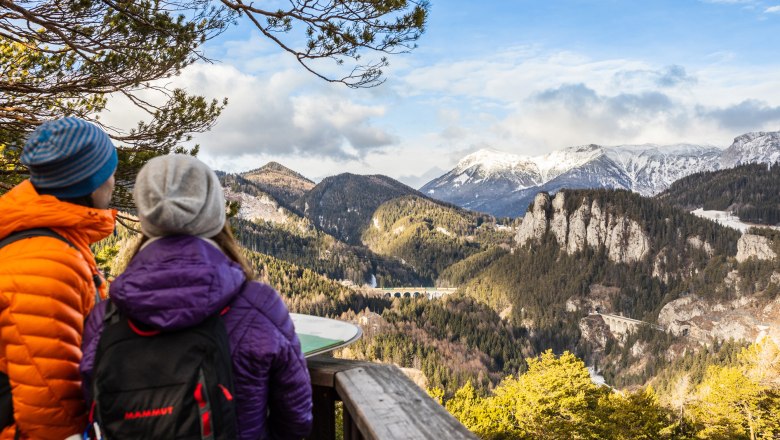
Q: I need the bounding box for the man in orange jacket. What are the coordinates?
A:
[0,117,118,439]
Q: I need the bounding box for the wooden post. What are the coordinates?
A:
[308,385,337,440]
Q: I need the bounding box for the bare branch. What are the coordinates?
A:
[115,215,142,233]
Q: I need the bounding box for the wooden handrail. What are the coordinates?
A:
[306,356,476,440]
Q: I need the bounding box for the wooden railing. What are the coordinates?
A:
[306,356,477,440]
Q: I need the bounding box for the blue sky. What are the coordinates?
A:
[105,0,780,186]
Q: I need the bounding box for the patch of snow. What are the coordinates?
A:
[535,144,606,181]
[692,209,780,234]
[588,367,607,386]
[435,226,453,237]
[453,173,469,186]
[691,209,750,233]
[455,149,531,174]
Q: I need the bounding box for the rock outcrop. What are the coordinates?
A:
[687,236,714,257]
[550,193,569,245]
[515,193,550,245]
[565,284,619,314]
[737,234,777,263]
[515,191,650,264]
[658,295,780,344]
[579,315,615,360]
[224,188,289,224]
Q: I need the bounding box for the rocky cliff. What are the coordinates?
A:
[737,234,778,263]
[658,294,780,344]
[224,187,291,224]
[515,191,651,264]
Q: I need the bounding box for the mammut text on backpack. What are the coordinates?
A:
[90,302,238,440]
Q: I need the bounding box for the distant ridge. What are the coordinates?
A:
[422,131,780,218]
[293,173,424,244]
[241,161,315,207]
[243,161,314,184]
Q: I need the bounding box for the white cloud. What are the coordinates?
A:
[765,5,780,12]
[99,36,780,183]
[101,62,397,162]
[394,47,780,158]
[697,99,780,130]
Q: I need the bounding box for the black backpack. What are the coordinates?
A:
[90,301,238,440]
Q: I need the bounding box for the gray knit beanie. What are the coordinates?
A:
[134,155,226,238]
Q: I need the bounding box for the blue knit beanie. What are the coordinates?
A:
[21,117,118,198]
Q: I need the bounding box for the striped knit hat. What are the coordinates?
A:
[21,117,118,198]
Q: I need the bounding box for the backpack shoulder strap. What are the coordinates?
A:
[102,299,121,325]
[0,228,75,250]
[0,228,103,303]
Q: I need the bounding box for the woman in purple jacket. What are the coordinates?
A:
[80,155,313,439]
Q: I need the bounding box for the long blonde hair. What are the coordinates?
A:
[130,223,254,280]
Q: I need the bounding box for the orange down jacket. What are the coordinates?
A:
[0,180,115,440]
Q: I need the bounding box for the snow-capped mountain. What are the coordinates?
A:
[421,131,780,218]
[721,132,780,168]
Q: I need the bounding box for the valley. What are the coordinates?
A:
[94,137,780,439]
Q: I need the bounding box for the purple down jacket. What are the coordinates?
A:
[80,235,313,439]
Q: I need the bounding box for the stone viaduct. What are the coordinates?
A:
[368,287,459,300]
[597,313,664,336]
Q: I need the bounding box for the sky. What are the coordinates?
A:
[103,0,780,187]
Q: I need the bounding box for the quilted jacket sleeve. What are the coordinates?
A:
[267,314,313,440]
[0,238,93,440]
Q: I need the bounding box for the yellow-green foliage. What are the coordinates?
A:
[447,340,780,440]
[91,216,141,278]
[689,337,780,440]
[446,350,675,440]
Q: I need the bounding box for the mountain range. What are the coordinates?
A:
[421,131,780,218]
[202,144,780,430]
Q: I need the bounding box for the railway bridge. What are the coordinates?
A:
[369,287,459,300]
[597,313,664,336]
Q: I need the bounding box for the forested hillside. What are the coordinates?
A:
[465,189,740,324]
[362,196,512,282]
[293,173,425,244]
[449,189,767,391]
[658,162,780,225]
[234,217,424,287]
[245,246,532,396]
